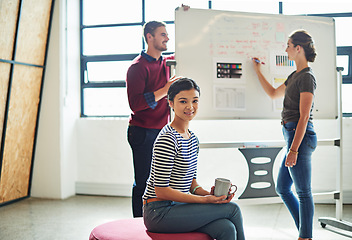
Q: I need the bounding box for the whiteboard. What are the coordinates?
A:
[175,8,337,120]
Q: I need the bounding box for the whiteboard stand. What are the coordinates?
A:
[238,147,281,199]
[318,67,352,232]
[166,60,177,120]
[166,60,176,77]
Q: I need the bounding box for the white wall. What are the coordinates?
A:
[31,0,62,198]
[31,0,80,199]
[76,118,134,196]
[76,118,352,203]
[60,0,80,198]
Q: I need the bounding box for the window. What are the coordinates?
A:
[281,1,351,15]
[337,47,352,83]
[80,0,210,117]
[211,0,280,14]
[80,0,352,117]
[310,15,352,116]
[281,3,352,116]
[80,0,143,117]
[337,46,352,115]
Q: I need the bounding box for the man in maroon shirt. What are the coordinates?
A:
[126,21,178,217]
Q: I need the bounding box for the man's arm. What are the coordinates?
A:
[126,63,153,112]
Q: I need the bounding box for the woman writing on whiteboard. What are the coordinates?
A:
[142,78,245,240]
[252,30,317,240]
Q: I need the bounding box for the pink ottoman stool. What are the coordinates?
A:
[89,217,213,240]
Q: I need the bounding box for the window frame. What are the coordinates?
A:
[80,53,138,117]
[337,46,352,117]
[306,12,352,117]
[79,0,177,117]
[80,1,352,117]
[306,12,352,85]
[337,46,352,84]
[79,0,145,117]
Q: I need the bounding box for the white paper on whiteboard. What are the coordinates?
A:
[272,76,286,112]
[214,85,246,111]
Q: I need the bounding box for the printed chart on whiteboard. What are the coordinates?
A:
[216,62,242,78]
[272,77,286,111]
[214,85,246,110]
[214,59,246,111]
[269,51,295,111]
[270,51,295,73]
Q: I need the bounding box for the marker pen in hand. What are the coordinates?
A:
[252,58,265,65]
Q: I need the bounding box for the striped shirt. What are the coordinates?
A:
[143,124,199,200]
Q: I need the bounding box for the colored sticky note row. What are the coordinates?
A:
[276,55,294,66]
[217,63,242,69]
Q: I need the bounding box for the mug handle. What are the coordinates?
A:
[229,184,238,195]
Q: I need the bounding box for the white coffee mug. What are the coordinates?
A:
[214,178,237,199]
